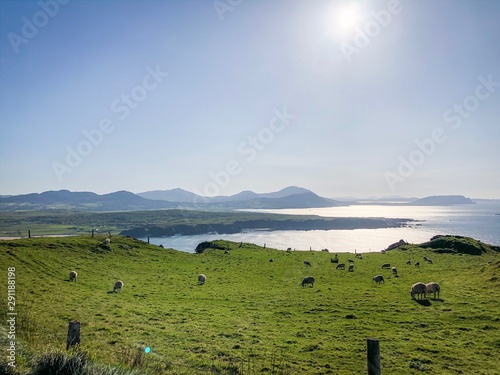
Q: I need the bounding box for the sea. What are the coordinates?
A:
[143,201,500,254]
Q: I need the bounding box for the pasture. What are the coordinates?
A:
[0,235,499,374]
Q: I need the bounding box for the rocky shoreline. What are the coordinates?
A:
[120,217,416,238]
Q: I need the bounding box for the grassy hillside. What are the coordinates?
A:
[0,235,499,374]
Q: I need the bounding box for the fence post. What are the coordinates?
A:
[91,229,94,237]
[28,230,31,238]
[147,236,150,244]
[66,321,81,350]
[367,338,380,375]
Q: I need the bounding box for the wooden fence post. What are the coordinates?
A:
[91,229,94,237]
[147,236,150,244]
[367,338,380,375]
[66,321,81,350]
[28,230,31,238]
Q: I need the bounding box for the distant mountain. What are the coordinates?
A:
[0,190,175,211]
[223,192,343,209]
[138,188,201,203]
[409,195,475,206]
[138,186,313,203]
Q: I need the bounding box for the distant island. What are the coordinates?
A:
[408,195,475,206]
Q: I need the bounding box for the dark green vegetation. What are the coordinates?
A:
[0,209,412,238]
[1,235,499,374]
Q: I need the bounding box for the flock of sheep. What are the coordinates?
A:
[68,239,440,301]
[304,253,442,301]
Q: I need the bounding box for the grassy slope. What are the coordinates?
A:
[0,236,499,374]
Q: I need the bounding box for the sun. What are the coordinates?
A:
[338,8,358,30]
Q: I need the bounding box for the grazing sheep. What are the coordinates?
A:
[415,261,420,267]
[301,276,315,287]
[269,258,274,262]
[410,282,427,300]
[348,264,354,272]
[426,282,440,299]
[198,274,206,285]
[392,267,398,275]
[224,250,229,254]
[348,259,355,263]
[426,258,433,264]
[423,256,428,261]
[406,259,411,265]
[373,275,384,284]
[113,280,124,293]
[336,263,346,270]
[355,253,363,258]
[382,263,391,269]
[303,260,311,267]
[104,238,111,244]
[69,271,77,282]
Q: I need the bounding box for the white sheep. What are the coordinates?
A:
[406,259,411,265]
[104,238,110,244]
[410,282,427,300]
[348,264,354,272]
[301,276,315,287]
[426,282,440,299]
[336,263,346,270]
[303,260,311,267]
[426,258,433,264]
[373,275,384,284]
[392,267,398,275]
[198,274,206,285]
[69,271,77,282]
[382,263,391,269]
[114,280,124,293]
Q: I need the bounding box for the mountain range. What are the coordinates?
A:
[0,187,476,212]
[0,187,342,211]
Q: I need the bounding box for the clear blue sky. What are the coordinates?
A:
[1,0,499,198]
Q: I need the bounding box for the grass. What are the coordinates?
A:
[0,235,499,374]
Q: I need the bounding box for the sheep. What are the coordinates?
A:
[303,260,311,267]
[348,264,354,272]
[269,258,274,262]
[373,275,384,284]
[406,259,411,265]
[104,238,111,244]
[113,280,124,293]
[336,263,346,270]
[423,256,428,261]
[198,274,206,285]
[224,250,229,254]
[426,282,440,299]
[355,253,363,258]
[415,261,420,267]
[382,263,391,269]
[69,271,77,282]
[410,282,427,300]
[301,276,315,287]
[392,267,398,275]
[348,259,355,263]
[426,258,433,264]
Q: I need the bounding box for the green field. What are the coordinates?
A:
[0,235,499,374]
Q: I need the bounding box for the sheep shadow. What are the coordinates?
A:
[106,290,116,294]
[414,299,432,306]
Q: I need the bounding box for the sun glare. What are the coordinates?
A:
[339,8,358,30]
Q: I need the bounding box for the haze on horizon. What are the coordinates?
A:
[1,0,499,199]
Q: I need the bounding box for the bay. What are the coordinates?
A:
[145,201,500,253]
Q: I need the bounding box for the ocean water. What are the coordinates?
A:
[145,202,500,253]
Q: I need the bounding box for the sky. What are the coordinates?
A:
[1,0,499,199]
